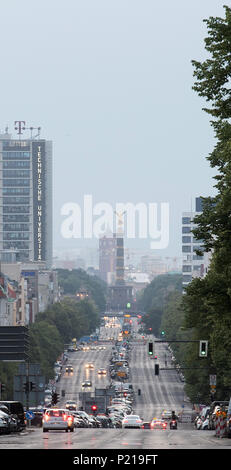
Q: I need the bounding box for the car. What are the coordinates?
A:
[73,410,93,428]
[201,417,209,430]
[151,419,168,430]
[0,411,10,434]
[121,414,142,429]
[141,422,152,429]
[85,363,94,369]
[161,410,172,420]
[81,380,92,388]
[97,368,107,375]
[0,406,17,432]
[42,409,74,432]
[65,400,77,411]
[65,365,73,373]
[0,401,26,431]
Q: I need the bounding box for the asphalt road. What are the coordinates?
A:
[0,320,230,450]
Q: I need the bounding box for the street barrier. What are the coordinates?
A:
[215,411,227,438]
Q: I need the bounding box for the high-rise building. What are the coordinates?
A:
[0,125,52,267]
[182,197,211,288]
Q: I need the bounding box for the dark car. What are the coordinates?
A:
[141,422,152,429]
[0,401,25,431]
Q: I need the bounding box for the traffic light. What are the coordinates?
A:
[23,381,30,393]
[148,342,154,356]
[30,382,36,391]
[52,392,59,405]
[91,404,98,415]
[199,340,208,357]
[155,364,159,375]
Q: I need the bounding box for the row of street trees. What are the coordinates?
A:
[140,6,231,403]
[0,268,106,396]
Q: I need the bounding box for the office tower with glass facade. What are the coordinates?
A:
[0,129,52,267]
[182,197,211,288]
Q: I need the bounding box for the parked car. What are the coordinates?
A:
[0,401,25,431]
[201,417,209,430]
[0,410,10,434]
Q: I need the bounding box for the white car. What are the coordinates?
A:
[201,417,209,430]
[122,415,142,429]
[65,400,77,411]
[42,409,74,432]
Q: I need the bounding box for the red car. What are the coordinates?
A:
[150,419,167,430]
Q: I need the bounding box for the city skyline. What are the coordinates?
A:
[0,1,223,261]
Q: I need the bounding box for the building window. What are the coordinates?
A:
[182,236,191,243]
[3,161,30,168]
[3,215,29,222]
[3,170,30,178]
[183,275,192,283]
[3,206,30,213]
[3,224,29,231]
[183,265,192,272]
[182,226,191,234]
[3,188,30,195]
[193,265,201,271]
[182,217,192,224]
[3,197,30,204]
[182,246,191,253]
[2,151,30,159]
[3,179,30,187]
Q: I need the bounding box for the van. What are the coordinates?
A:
[0,401,25,431]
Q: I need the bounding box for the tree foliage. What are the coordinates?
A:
[57,268,107,312]
[138,274,182,335]
[29,298,100,381]
[181,5,231,402]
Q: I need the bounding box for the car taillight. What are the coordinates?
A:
[44,414,50,422]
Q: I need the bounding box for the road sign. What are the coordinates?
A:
[25,411,35,420]
[210,375,216,386]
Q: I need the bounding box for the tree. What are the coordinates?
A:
[181,5,231,401]
[138,274,182,335]
[57,269,107,312]
[192,5,231,120]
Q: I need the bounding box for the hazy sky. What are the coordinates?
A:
[0,0,226,259]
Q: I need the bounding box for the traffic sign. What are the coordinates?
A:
[25,411,35,420]
[210,375,216,386]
